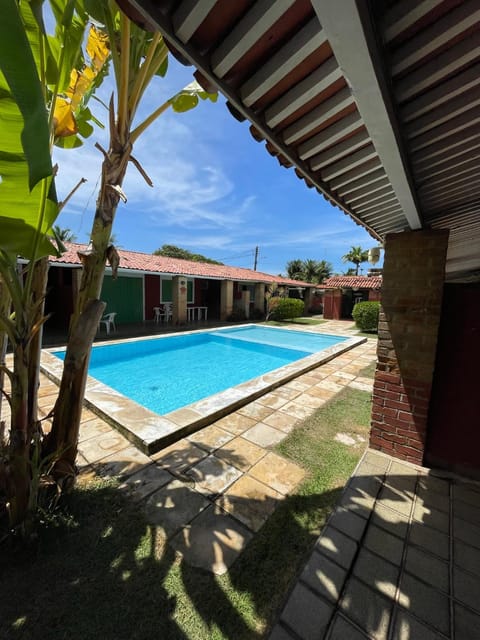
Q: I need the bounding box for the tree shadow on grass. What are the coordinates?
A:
[0,445,459,640]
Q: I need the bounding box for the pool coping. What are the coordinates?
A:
[40,324,366,455]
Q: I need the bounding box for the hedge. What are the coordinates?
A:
[270,298,305,321]
[352,301,380,333]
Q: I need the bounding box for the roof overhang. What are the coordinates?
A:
[128,0,480,282]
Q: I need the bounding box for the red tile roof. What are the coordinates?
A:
[50,243,314,288]
[322,276,382,290]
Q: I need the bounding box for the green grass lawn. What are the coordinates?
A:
[1,386,373,640]
[265,317,326,327]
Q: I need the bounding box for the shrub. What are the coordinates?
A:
[352,301,380,333]
[270,298,305,321]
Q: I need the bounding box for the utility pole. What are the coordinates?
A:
[253,245,259,271]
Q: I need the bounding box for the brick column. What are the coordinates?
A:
[220,280,234,321]
[172,275,187,324]
[369,229,449,465]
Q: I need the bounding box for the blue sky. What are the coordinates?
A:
[53,53,380,276]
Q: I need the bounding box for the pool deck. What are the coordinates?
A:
[31,319,480,637]
[40,322,365,454]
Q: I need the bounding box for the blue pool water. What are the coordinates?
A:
[54,326,346,415]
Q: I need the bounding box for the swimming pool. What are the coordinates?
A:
[53,325,347,415]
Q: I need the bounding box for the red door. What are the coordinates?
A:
[425,284,480,475]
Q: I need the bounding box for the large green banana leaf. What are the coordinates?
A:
[0,0,58,259]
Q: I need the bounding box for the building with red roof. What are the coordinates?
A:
[46,243,318,329]
[321,275,382,320]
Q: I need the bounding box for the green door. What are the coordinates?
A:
[101,275,143,324]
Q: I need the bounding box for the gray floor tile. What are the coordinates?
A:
[454,538,480,576]
[340,577,392,640]
[364,524,405,565]
[348,474,383,501]
[315,525,358,570]
[377,485,414,518]
[453,515,480,550]
[301,550,347,603]
[328,506,368,542]
[453,482,480,508]
[454,499,480,526]
[405,545,449,592]
[453,565,480,613]
[338,487,376,520]
[416,486,450,513]
[392,609,447,640]
[280,582,334,640]
[118,464,173,502]
[363,451,390,472]
[409,521,449,560]
[268,624,295,640]
[455,602,480,640]
[412,500,449,533]
[353,547,401,598]
[371,503,409,539]
[327,613,369,639]
[417,474,450,496]
[398,573,450,635]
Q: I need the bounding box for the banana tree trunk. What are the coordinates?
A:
[45,142,131,482]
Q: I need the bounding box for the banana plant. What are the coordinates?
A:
[0,0,110,535]
[44,0,217,484]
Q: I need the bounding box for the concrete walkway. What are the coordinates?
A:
[270,450,480,640]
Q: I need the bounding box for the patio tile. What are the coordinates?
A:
[248,452,305,495]
[93,445,153,479]
[151,439,209,475]
[316,525,358,570]
[268,624,295,640]
[398,573,450,635]
[417,473,450,495]
[376,485,413,518]
[454,499,480,527]
[300,550,347,602]
[144,478,209,538]
[319,379,345,393]
[187,425,234,452]
[237,401,274,422]
[78,417,113,442]
[339,577,392,640]
[279,401,315,421]
[282,379,311,392]
[78,431,131,464]
[453,482,480,507]
[455,602,480,640]
[353,547,401,599]
[416,485,450,514]
[213,413,257,436]
[328,506,369,542]
[118,464,173,502]
[328,614,370,640]
[349,380,374,391]
[363,451,390,472]
[405,545,449,592]
[256,391,289,410]
[214,436,266,472]
[243,423,286,448]
[392,610,444,640]
[169,504,253,575]
[186,454,242,497]
[280,582,334,640]
[454,538,480,576]
[270,386,302,400]
[409,521,449,560]
[218,474,281,532]
[454,516,480,549]
[262,412,299,433]
[413,501,449,533]
[339,487,376,520]
[453,566,480,612]
[364,524,404,565]
[294,393,327,409]
[303,385,335,400]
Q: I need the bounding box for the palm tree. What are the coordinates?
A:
[342,246,369,275]
[316,259,333,283]
[286,259,304,280]
[53,225,77,242]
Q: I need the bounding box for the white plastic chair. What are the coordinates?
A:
[163,302,172,322]
[99,312,117,335]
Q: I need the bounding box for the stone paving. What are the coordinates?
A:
[35,319,377,576]
[270,450,480,640]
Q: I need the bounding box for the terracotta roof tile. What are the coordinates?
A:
[322,276,382,289]
[50,243,314,288]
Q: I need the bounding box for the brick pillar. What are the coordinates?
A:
[369,229,449,465]
[172,275,187,324]
[220,280,234,321]
[254,283,265,315]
